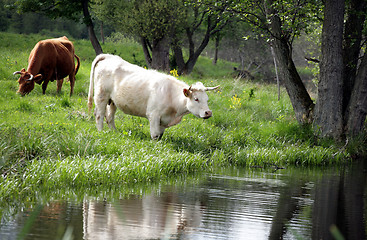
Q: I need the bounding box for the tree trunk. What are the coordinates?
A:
[151,36,170,72]
[173,13,225,75]
[273,38,314,123]
[101,22,105,44]
[82,0,103,55]
[141,37,152,68]
[186,27,211,74]
[172,43,185,74]
[175,26,211,75]
[271,46,281,101]
[342,0,366,121]
[346,52,367,136]
[264,1,314,124]
[213,35,219,65]
[314,0,345,139]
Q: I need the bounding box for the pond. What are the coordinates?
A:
[1,160,366,240]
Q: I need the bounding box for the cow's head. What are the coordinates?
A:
[13,68,42,96]
[183,82,219,119]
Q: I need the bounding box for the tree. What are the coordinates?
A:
[315,0,367,139]
[95,0,231,74]
[171,0,232,74]
[95,0,183,72]
[346,51,367,136]
[222,0,320,124]
[263,0,316,124]
[342,0,367,136]
[314,0,345,139]
[227,0,367,140]
[15,0,103,55]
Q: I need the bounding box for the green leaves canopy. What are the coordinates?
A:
[15,0,83,22]
[95,0,185,41]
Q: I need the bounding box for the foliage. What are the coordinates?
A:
[219,0,323,42]
[271,0,323,37]
[94,0,235,73]
[0,0,87,38]
[95,0,183,41]
[14,0,83,21]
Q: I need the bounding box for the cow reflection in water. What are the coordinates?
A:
[83,192,205,239]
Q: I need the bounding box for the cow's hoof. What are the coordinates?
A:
[152,134,163,141]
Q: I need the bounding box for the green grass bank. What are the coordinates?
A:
[0,32,361,206]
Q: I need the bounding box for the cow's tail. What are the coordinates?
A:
[74,54,80,75]
[88,54,107,113]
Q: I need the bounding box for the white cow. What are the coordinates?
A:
[88,54,219,140]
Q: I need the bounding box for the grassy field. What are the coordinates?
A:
[0,32,358,207]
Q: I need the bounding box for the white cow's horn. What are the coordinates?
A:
[205,85,220,91]
[13,71,22,75]
[27,74,34,81]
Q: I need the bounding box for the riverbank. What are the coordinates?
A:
[0,32,362,207]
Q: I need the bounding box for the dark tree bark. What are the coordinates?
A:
[264,1,314,124]
[173,22,211,74]
[314,0,345,139]
[140,36,170,72]
[82,0,103,55]
[346,52,367,136]
[212,35,219,65]
[342,0,366,121]
[185,29,211,74]
[101,22,105,44]
[151,36,170,72]
[141,37,152,68]
[172,41,185,73]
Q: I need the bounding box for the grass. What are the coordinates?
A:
[0,32,358,212]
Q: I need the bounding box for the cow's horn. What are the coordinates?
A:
[13,71,22,75]
[205,85,220,91]
[27,74,34,81]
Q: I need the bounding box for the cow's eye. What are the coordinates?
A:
[194,98,199,102]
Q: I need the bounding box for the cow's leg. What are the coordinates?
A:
[41,71,53,94]
[149,115,165,140]
[41,79,49,94]
[94,98,109,131]
[106,101,117,130]
[69,74,75,96]
[57,79,64,93]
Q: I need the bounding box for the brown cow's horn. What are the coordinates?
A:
[13,71,22,75]
[205,85,220,91]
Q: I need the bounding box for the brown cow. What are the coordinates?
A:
[13,36,80,96]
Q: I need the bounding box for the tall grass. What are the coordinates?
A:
[0,32,354,210]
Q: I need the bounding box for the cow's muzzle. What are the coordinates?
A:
[17,90,29,96]
[203,110,212,119]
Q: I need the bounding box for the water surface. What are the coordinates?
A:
[1,161,366,239]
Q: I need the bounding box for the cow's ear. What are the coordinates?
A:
[21,68,26,72]
[34,74,42,83]
[183,88,191,98]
